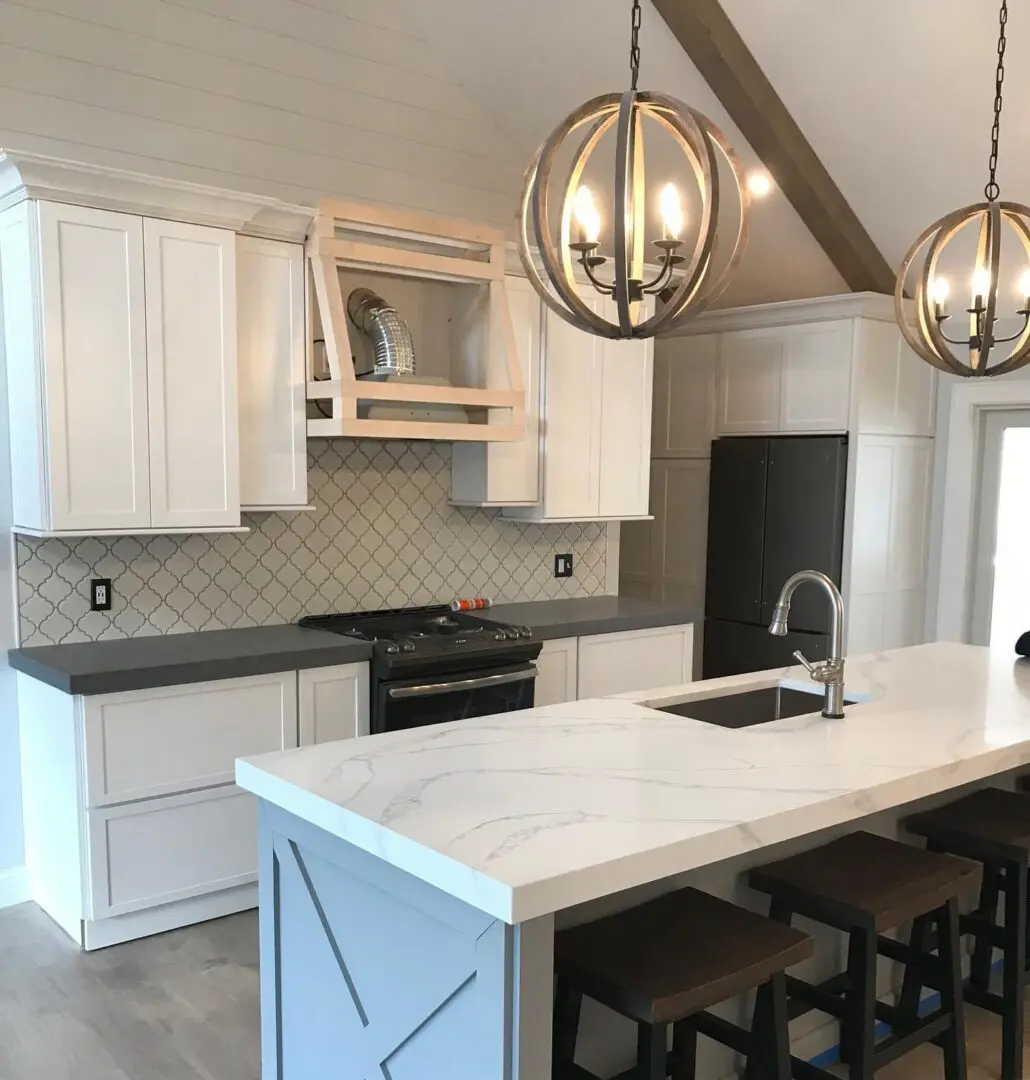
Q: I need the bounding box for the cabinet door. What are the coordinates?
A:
[539,299,604,518]
[144,220,239,529]
[704,436,768,622]
[36,202,150,531]
[781,322,851,432]
[298,663,370,745]
[533,638,578,706]
[652,333,717,458]
[577,625,693,698]
[237,237,307,509]
[717,330,784,434]
[652,459,710,608]
[598,299,654,518]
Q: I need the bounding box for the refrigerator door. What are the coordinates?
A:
[704,437,768,624]
[760,436,848,634]
[702,618,831,680]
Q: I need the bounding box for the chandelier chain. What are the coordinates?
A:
[985,0,1008,202]
[629,0,642,91]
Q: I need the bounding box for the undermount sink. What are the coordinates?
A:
[655,684,864,729]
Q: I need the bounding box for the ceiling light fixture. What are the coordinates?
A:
[517,0,753,340]
[896,0,1030,377]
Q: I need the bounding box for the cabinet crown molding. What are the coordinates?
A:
[0,149,313,241]
[667,292,904,336]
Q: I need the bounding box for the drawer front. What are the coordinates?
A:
[83,671,298,807]
[577,625,693,698]
[86,786,257,919]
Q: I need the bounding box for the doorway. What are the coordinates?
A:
[970,409,1030,648]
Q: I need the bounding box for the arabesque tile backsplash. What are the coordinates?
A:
[15,440,610,647]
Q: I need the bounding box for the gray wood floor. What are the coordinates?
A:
[0,903,260,1080]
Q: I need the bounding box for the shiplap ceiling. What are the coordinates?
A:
[403,0,1030,306]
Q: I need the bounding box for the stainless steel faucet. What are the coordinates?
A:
[768,570,846,719]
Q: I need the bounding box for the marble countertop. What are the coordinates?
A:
[237,642,1030,924]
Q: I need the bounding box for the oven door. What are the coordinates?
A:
[375,662,537,734]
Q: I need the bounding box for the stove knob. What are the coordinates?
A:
[401,641,417,653]
[384,644,400,654]
[505,629,520,640]
[493,631,507,641]
[517,627,532,639]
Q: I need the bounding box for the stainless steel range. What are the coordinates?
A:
[298,605,541,734]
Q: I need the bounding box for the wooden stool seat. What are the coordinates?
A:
[555,887,813,1025]
[908,787,1030,864]
[749,830,981,931]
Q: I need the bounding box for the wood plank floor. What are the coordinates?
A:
[0,903,260,1080]
[0,900,1025,1080]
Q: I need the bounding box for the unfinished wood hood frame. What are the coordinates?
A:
[306,199,525,442]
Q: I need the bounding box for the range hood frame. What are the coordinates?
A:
[306,199,525,442]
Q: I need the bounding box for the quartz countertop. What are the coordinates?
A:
[479,595,700,640]
[237,643,1030,924]
[9,625,374,695]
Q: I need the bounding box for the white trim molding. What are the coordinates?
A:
[936,380,1030,642]
[0,149,313,241]
[666,292,903,336]
[0,865,29,909]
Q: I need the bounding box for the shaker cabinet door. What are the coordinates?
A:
[145,219,239,529]
[36,202,150,531]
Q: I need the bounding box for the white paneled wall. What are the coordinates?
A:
[0,0,523,224]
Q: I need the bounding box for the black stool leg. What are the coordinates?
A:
[848,927,877,1080]
[744,982,771,1080]
[767,972,793,1080]
[636,1022,668,1080]
[670,1020,696,1080]
[938,897,968,1080]
[971,866,1001,992]
[553,977,583,1072]
[897,912,934,1028]
[1001,861,1027,1080]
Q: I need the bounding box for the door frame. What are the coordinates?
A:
[935,381,1030,642]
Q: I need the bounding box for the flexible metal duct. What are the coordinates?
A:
[346,288,416,379]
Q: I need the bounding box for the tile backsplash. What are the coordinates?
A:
[16,440,610,647]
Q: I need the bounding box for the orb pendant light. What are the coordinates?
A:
[517,0,751,340]
[896,0,1030,377]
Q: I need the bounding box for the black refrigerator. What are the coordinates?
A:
[702,435,848,679]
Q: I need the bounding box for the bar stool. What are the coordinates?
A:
[906,787,1030,1080]
[749,831,980,1080]
[552,887,813,1080]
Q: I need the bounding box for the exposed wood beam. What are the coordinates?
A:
[651,0,896,295]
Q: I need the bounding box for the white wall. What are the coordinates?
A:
[0,0,526,893]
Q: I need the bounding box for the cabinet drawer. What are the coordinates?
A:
[86,786,257,920]
[577,625,693,698]
[82,672,298,807]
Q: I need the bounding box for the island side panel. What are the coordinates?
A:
[257,802,551,1080]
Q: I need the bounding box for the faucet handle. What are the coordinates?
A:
[792,649,817,675]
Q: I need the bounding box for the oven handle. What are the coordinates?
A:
[387,666,537,700]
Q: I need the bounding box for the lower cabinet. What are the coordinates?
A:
[577,625,694,699]
[534,638,578,707]
[299,663,370,745]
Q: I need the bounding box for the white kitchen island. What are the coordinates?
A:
[236,642,1030,1080]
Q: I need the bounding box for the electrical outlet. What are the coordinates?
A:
[554,553,573,578]
[90,579,112,612]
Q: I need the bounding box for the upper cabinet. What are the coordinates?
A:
[651,333,717,459]
[236,237,309,511]
[1,201,243,535]
[454,282,655,521]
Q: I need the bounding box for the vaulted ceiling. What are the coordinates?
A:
[402,0,1030,308]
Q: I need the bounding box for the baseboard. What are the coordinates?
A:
[0,865,30,909]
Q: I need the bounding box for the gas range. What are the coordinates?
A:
[298,605,540,680]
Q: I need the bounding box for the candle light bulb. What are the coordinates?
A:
[1018,270,1030,303]
[930,277,950,305]
[572,185,601,245]
[658,182,684,240]
[972,266,992,301]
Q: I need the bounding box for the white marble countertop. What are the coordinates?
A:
[236,642,1030,924]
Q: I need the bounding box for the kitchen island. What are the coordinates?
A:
[235,642,1030,1079]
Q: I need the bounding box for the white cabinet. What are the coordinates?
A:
[0,200,242,535]
[853,318,936,436]
[577,625,694,698]
[237,236,309,510]
[298,663,370,745]
[652,333,717,459]
[144,219,238,529]
[533,638,578,707]
[716,321,851,436]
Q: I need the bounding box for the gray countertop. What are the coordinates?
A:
[8,625,374,696]
[480,596,701,642]
[9,597,700,696]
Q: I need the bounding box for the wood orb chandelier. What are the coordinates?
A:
[517,0,752,340]
[896,0,1030,377]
